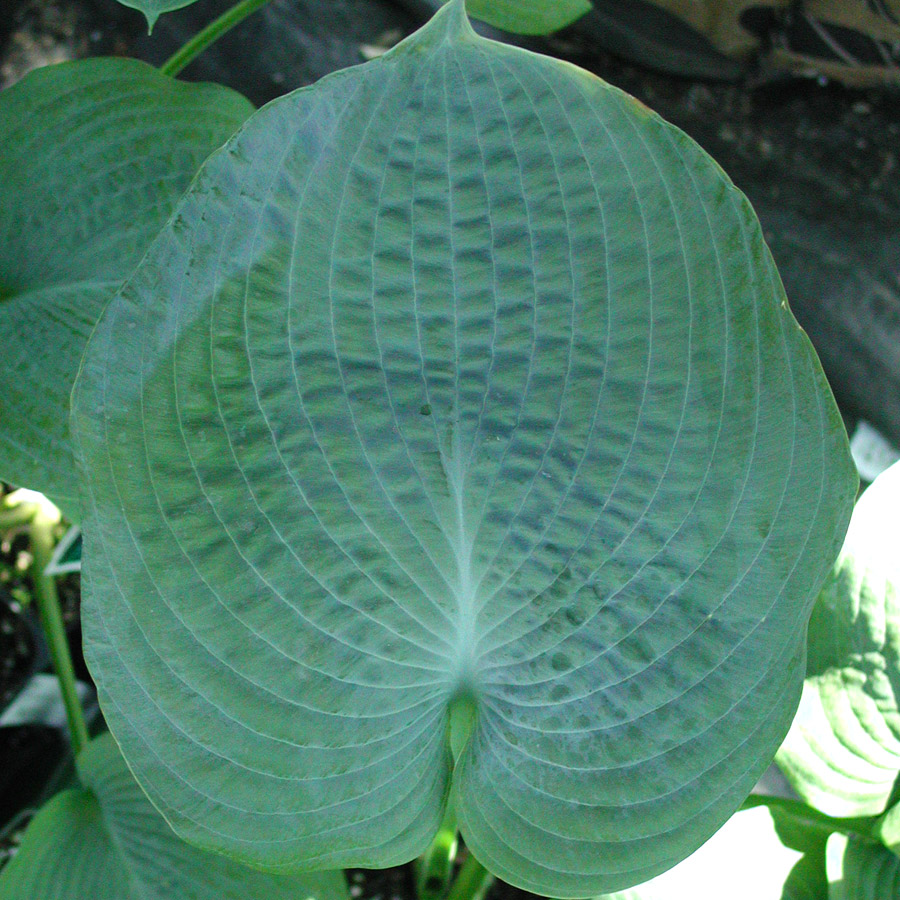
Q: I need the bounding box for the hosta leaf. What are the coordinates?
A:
[784,853,830,900]
[0,732,348,900]
[597,806,826,900]
[70,1,855,894]
[875,799,900,853]
[777,461,900,817]
[463,0,592,34]
[0,59,253,516]
[826,833,900,900]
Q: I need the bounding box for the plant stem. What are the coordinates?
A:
[417,804,459,900]
[0,505,39,530]
[159,0,274,78]
[29,507,89,757]
[741,793,878,843]
[445,854,493,900]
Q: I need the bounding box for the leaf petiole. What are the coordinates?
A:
[417,804,459,900]
[19,496,89,756]
[160,0,274,78]
[445,854,493,900]
[742,793,878,844]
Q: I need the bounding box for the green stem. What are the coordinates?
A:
[417,805,459,900]
[741,793,878,843]
[445,855,493,900]
[159,0,274,78]
[0,505,39,530]
[29,508,89,757]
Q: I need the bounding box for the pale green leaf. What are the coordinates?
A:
[462,0,592,34]
[598,806,826,900]
[826,833,900,900]
[784,855,830,900]
[71,1,855,894]
[875,800,900,854]
[777,461,900,818]
[0,58,253,516]
[0,733,348,900]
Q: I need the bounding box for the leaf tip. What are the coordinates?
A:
[388,0,478,60]
[144,10,158,34]
[433,0,478,42]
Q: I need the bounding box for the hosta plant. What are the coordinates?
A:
[3,0,891,898]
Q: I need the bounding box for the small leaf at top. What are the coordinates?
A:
[113,0,197,33]
[462,0,592,34]
[0,732,349,900]
[71,1,855,894]
[777,461,900,818]
[0,58,253,517]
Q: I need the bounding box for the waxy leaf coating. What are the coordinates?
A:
[71,2,855,894]
[0,733,348,900]
[0,59,253,515]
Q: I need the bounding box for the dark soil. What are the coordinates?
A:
[0,596,34,710]
[0,809,32,873]
[0,484,41,708]
[348,853,521,900]
[349,862,421,900]
[0,726,66,826]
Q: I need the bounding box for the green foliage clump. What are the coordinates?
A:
[2,2,893,899]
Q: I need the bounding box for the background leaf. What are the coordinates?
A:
[0,58,253,516]
[462,0,592,35]
[71,2,855,894]
[826,833,900,900]
[777,461,900,817]
[876,799,900,853]
[0,732,348,900]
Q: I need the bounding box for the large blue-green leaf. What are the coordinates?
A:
[777,461,900,817]
[598,806,826,900]
[70,1,855,894]
[0,59,253,516]
[0,733,348,900]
